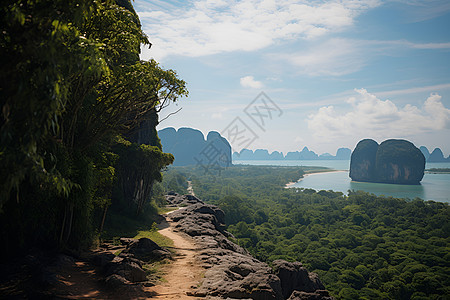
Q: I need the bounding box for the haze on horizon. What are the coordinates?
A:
[135,0,450,156]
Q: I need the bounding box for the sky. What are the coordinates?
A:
[134,0,450,156]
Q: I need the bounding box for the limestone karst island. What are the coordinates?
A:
[350,139,426,185]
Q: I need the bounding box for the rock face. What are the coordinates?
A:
[91,237,172,296]
[127,238,172,261]
[428,148,450,162]
[286,147,319,160]
[158,127,232,166]
[273,260,329,299]
[350,139,425,185]
[335,148,351,160]
[166,192,204,207]
[349,139,379,182]
[420,146,430,161]
[375,140,425,184]
[168,199,333,299]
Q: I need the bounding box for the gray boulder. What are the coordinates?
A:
[104,274,146,296]
[288,290,334,300]
[272,260,326,299]
[127,238,171,261]
[166,193,204,206]
[91,252,116,268]
[104,257,147,282]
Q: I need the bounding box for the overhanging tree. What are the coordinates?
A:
[0,0,187,253]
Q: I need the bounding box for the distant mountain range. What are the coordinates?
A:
[157,127,450,164]
[233,147,351,160]
[419,146,450,163]
[234,145,450,162]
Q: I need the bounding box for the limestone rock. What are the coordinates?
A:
[166,193,204,206]
[104,274,145,296]
[288,290,334,300]
[350,139,425,185]
[349,139,379,182]
[158,127,232,166]
[104,257,147,282]
[375,139,425,184]
[428,147,449,162]
[127,238,172,261]
[91,252,116,268]
[167,197,333,300]
[169,203,282,299]
[119,237,137,246]
[273,260,325,299]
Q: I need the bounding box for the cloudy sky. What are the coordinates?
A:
[134,0,450,156]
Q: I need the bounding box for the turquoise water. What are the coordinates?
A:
[234,159,351,170]
[234,160,450,203]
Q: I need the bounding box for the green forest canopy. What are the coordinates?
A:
[0,0,187,254]
[165,165,450,300]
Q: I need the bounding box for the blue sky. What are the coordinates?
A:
[134,0,450,156]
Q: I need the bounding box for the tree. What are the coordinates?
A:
[0,0,187,253]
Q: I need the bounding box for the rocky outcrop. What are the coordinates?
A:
[350,139,425,185]
[349,139,379,182]
[335,148,351,160]
[420,146,431,161]
[168,199,333,299]
[158,127,232,166]
[428,148,450,162]
[91,236,172,296]
[166,192,204,206]
[288,290,335,300]
[273,260,332,300]
[375,139,425,184]
[104,256,147,282]
[126,238,172,261]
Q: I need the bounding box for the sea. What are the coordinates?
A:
[234,160,450,203]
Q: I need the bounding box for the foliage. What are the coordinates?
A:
[0,0,186,255]
[111,137,174,215]
[168,165,450,299]
[134,227,174,249]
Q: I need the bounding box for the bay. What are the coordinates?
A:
[234,160,450,203]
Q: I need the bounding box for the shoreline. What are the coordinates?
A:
[285,169,348,188]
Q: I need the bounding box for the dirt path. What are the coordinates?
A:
[51,259,112,299]
[146,215,203,299]
[187,180,195,196]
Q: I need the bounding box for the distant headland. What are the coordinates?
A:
[233,147,352,161]
[158,127,232,166]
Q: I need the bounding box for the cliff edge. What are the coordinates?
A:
[166,193,334,300]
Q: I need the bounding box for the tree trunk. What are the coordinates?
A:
[99,205,108,233]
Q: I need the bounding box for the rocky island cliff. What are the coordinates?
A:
[350,139,425,185]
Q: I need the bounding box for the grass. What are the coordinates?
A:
[157,206,178,215]
[133,229,174,248]
[142,257,171,283]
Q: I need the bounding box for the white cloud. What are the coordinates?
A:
[240,76,263,89]
[375,83,450,97]
[136,0,380,60]
[393,0,450,22]
[279,38,366,76]
[307,89,450,141]
[272,38,450,77]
